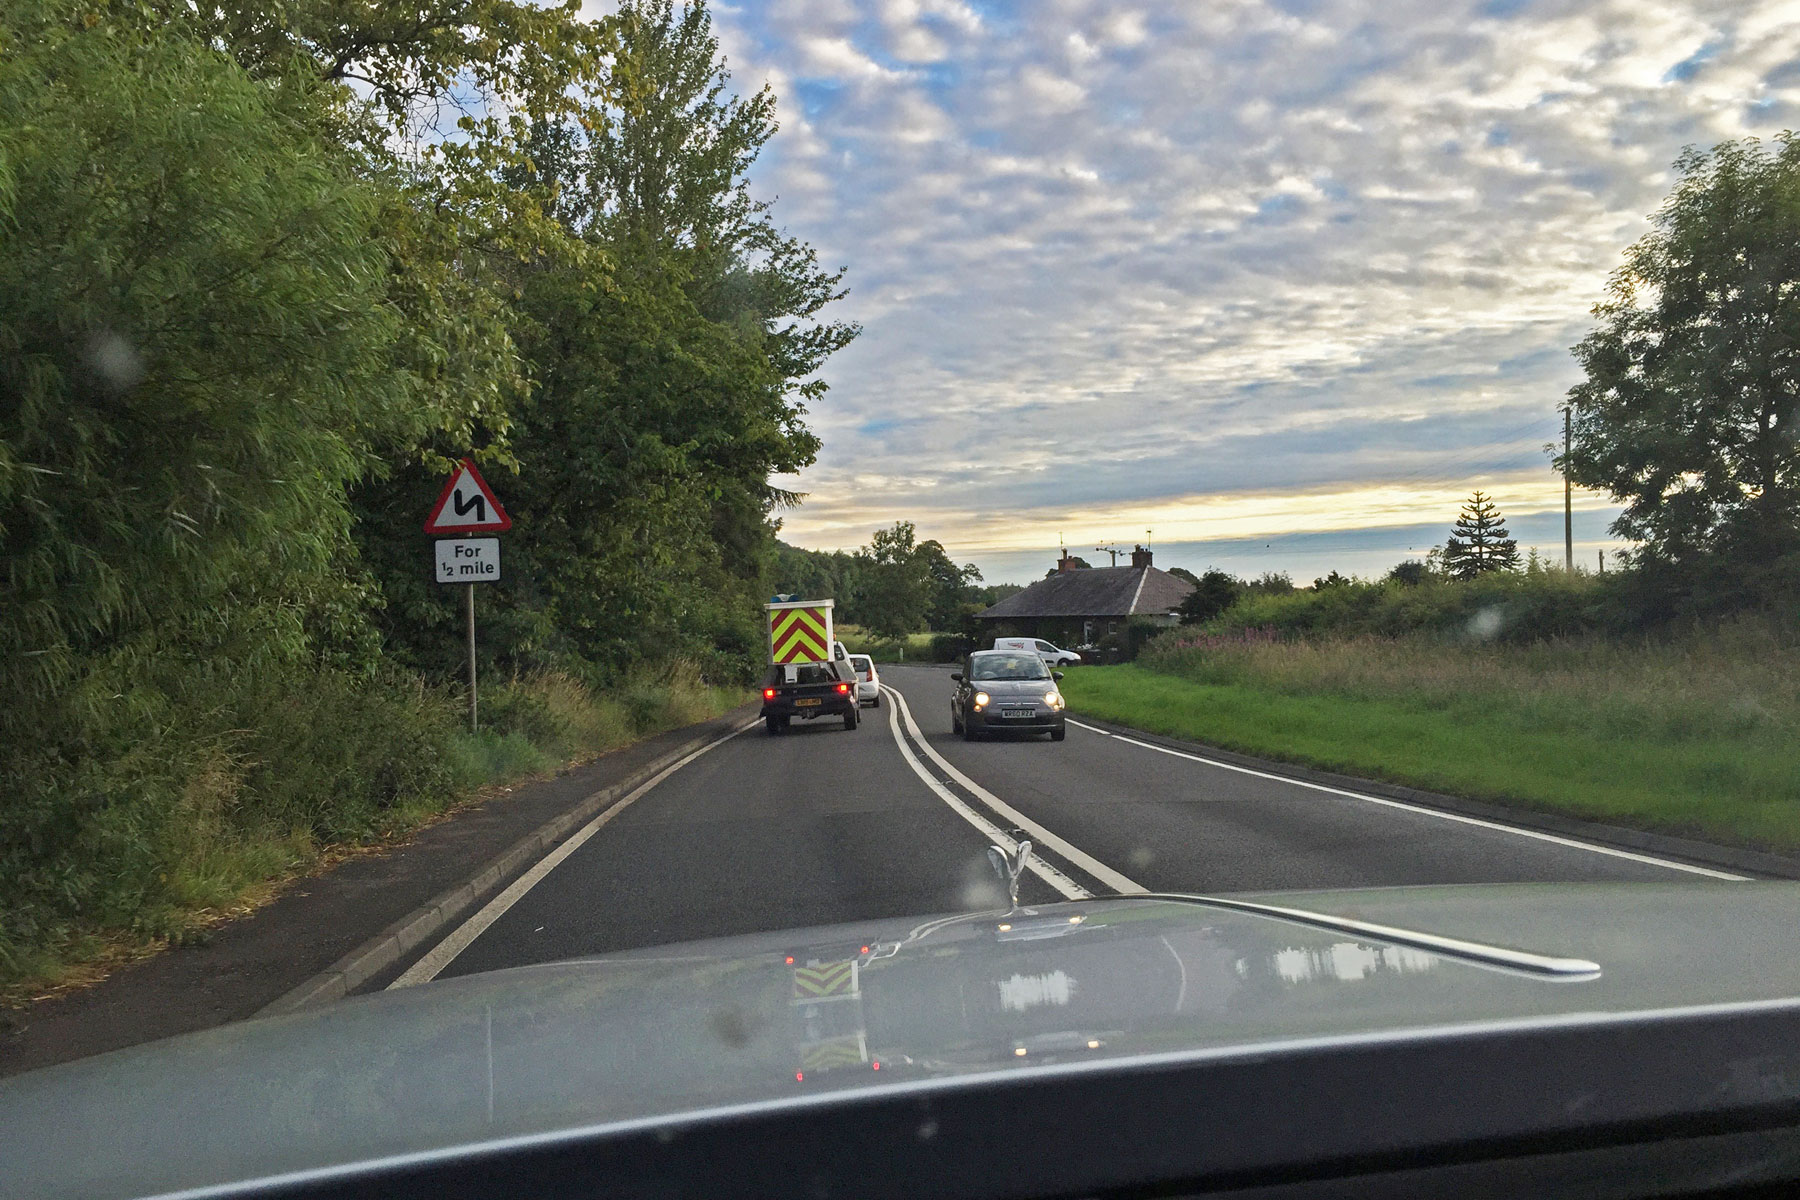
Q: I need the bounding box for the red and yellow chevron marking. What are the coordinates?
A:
[792,960,856,1000]
[770,606,830,664]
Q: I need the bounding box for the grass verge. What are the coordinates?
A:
[1,662,738,1006]
[1060,623,1800,852]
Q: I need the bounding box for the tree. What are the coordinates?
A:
[1044,555,1091,578]
[1166,567,1202,588]
[1565,136,1800,591]
[0,13,433,699]
[921,541,982,631]
[1387,560,1429,586]
[857,522,931,637]
[1177,569,1241,625]
[1443,491,1520,580]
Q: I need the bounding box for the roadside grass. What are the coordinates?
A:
[836,624,935,662]
[1,663,738,1006]
[1060,621,1800,851]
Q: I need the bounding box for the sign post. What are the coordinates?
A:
[425,459,512,732]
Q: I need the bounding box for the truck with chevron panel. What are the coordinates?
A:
[759,598,860,735]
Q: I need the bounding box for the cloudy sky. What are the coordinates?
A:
[668,0,1800,583]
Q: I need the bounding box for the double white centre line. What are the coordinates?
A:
[880,685,1147,899]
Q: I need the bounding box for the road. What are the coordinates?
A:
[382,664,1742,989]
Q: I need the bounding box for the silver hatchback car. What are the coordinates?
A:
[950,650,1066,741]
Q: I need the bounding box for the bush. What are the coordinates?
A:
[929,633,968,662]
[1205,571,1622,644]
[0,658,469,981]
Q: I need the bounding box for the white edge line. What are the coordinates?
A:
[389,720,759,989]
[880,687,1090,900]
[886,687,1147,895]
[1065,719,1747,882]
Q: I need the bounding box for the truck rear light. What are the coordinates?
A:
[763,688,777,700]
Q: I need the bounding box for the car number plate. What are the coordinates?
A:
[795,697,822,707]
[1001,707,1034,718]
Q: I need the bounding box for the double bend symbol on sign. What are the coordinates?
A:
[424,458,512,535]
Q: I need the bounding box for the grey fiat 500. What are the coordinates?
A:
[951,649,1066,741]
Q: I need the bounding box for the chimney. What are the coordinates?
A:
[1131,544,1153,569]
[1057,551,1079,573]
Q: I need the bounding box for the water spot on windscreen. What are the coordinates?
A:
[84,330,145,393]
[1466,605,1505,641]
[709,1005,755,1048]
[917,1118,939,1141]
[1129,846,1154,869]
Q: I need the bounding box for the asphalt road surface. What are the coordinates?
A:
[384,664,1743,989]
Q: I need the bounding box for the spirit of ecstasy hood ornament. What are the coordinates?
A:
[987,834,1032,911]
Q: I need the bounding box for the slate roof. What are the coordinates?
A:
[976,566,1195,620]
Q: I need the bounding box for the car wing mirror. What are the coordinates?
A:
[950,672,962,681]
[1052,671,1064,681]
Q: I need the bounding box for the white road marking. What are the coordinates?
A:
[885,687,1147,895]
[389,720,759,989]
[1065,719,1748,881]
[880,687,1090,900]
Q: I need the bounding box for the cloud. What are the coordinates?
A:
[703,0,1800,580]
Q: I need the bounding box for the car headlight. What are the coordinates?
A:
[973,691,990,708]
[1045,691,1063,708]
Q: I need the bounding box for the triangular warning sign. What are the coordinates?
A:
[424,458,512,534]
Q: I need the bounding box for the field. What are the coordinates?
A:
[1058,620,1800,851]
[833,624,939,662]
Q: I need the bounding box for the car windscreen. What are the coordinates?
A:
[969,655,1050,681]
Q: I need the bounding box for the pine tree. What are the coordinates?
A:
[1443,491,1521,580]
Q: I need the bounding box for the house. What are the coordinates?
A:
[974,546,1194,647]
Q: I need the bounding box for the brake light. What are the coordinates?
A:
[763,688,776,700]
[836,683,850,694]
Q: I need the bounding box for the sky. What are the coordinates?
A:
[629,0,1800,585]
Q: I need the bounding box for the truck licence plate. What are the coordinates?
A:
[1001,707,1034,718]
[795,697,822,707]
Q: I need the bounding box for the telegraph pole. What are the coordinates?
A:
[1563,406,1574,572]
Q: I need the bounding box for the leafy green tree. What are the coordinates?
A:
[357,0,855,679]
[1565,136,1800,591]
[857,522,933,637]
[1245,571,1295,594]
[1443,491,1520,580]
[1177,570,1241,624]
[1387,559,1429,586]
[0,12,435,700]
[1166,567,1202,588]
[922,541,982,631]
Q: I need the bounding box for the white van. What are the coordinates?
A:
[991,637,1081,667]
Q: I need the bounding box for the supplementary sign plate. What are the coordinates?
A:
[424,458,512,535]
[436,538,500,584]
